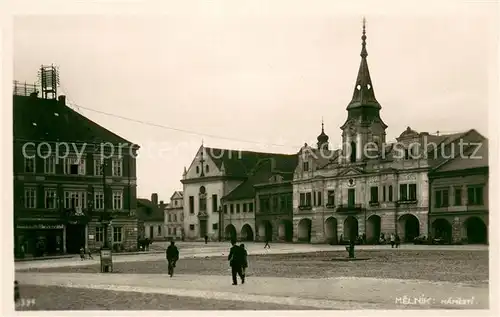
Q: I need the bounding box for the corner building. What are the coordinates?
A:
[292,21,486,244]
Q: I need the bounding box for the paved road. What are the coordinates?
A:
[15,271,488,309]
[15,242,488,271]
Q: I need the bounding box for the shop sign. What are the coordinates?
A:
[88,235,95,240]
[17,224,64,230]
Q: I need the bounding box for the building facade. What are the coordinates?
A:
[165,191,184,240]
[428,142,488,244]
[136,194,166,241]
[14,92,140,257]
[181,146,296,241]
[291,21,486,244]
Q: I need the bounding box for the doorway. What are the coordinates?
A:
[66,224,86,254]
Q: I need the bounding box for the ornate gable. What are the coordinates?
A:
[338,167,365,177]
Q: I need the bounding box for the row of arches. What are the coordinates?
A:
[223,216,487,244]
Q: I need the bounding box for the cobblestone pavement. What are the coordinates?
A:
[15,271,488,309]
[17,285,314,310]
[15,242,488,271]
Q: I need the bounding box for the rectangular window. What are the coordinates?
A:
[409,184,417,201]
[454,188,462,206]
[435,189,449,207]
[168,214,171,222]
[303,162,309,171]
[399,184,408,201]
[24,188,36,208]
[286,194,293,211]
[189,196,194,214]
[327,190,335,206]
[24,157,36,173]
[113,226,123,242]
[94,159,103,176]
[305,192,312,206]
[158,226,162,235]
[299,193,306,206]
[112,190,123,210]
[467,186,484,205]
[94,191,104,210]
[370,186,379,203]
[173,227,177,235]
[317,191,322,206]
[272,195,279,210]
[189,224,195,231]
[63,191,86,210]
[259,197,269,212]
[212,194,218,213]
[230,204,234,214]
[279,195,286,211]
[212,223,218,230]
[112,158,123,177]
[44,156,56,174]
[65,156,86,175]
[199,194,207,211]
[243,203,248,213]
[173,214,177,222]
[388,186,393,202]
[168,227,171,235]
[249,202,254,212]
[44,189,57,209]
[382,186,386,201]
[347,189,355,206]
[95,227,104,242]
[223,205,228,214]
[236,204,240,213]
[313,192,316,206]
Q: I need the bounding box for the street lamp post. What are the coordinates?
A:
[99,162,113,272]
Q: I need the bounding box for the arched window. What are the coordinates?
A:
[350,141,357,163]
[199,186,207,211]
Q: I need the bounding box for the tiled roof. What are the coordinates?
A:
[222,154,297,202]
[136,198,164,221]
[205,147,297,177]
[13,95,136,146]
[434,140,488,172]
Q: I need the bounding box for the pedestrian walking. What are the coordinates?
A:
[204,235,208,244]
[87,248,93,260]
[228,240,244,285]
[264,238,270,249]
[240,243,248,280]
[14,280,20,303]
[395,234,401,248]
[166,240,179,277]
[79,246,85,260]
[390,234,395,248]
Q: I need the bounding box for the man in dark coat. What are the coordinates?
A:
[166,241,179,277]
[228,240,244,285]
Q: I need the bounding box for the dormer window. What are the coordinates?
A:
[303,162,309,171]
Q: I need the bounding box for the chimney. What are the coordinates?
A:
[151,193,158,205]
[159,200,165,209]
[58,95,66,105]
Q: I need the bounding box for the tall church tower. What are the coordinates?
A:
[340,18,387,163]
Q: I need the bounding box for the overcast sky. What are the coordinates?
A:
[12,4,495,201]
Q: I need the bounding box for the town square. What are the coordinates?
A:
[6,1,494,313]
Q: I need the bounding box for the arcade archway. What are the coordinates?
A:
[464,217,487,244]
[297,218,312,242]
[224,224,237,241]
[343,216,359,241]
[240,224,254,241]
[366,215,381,244]
[278,220,293,242]
[398,214,420,242]
[325,217,338,244]
[432,218,452,243]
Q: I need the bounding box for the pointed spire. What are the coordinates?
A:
[317,118,329,150]
[346,17,381,111]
